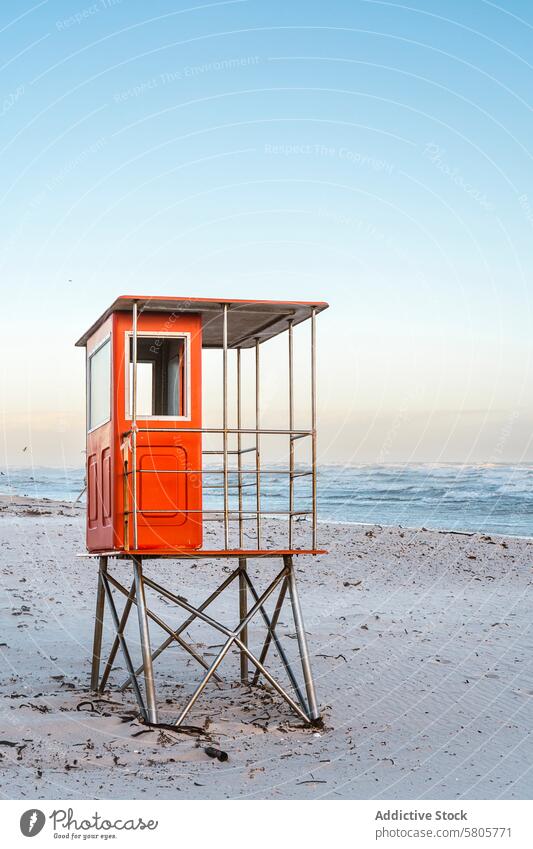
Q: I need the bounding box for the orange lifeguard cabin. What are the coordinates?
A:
[77,300,203,553]
[76,295,328,728]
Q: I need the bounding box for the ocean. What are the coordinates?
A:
[1,464,531,538]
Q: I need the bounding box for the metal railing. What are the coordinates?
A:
[124,301,318,552]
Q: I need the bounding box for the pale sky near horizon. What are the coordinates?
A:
[1,0,533,468]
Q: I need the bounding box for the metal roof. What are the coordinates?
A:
[75,295,329,349]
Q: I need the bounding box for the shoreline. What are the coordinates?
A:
[1,493,531,542]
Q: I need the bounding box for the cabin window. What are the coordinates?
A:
[88,338,111,430]
[128,335,187,418]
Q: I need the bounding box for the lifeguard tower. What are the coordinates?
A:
[76,296,328,728]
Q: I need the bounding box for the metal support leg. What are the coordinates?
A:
[91,556,107,691]
[174,637,235,727]
[244,572,307,710]
[100,571,146,719]
[132,557,158,724]
[251,577,288,686]
[239,557,248,683]
[285,556,320,722]
[234,637,310,724]
[99,579,136,692]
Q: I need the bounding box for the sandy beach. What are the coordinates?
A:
[0,495,531,800]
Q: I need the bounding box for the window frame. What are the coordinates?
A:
[124,330,191,422]
[87,334,112,433]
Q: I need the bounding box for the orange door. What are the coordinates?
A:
[114,310,203,552]
[134,430,202,550]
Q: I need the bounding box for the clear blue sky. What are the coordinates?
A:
[1,0,532,466]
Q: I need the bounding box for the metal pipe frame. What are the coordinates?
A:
[130,427,312,435]
[288,319,295,549]
[123,451,130,551]
[255,338,261,548]
[311,306,317,550]
[91,555,321,728]
[234,311,246,686]
[123,307,320,554]
[286,554,320,721]
[203,483,257,492]
[90,556,107,691]
[124,509,311,516]
[124,468,312,476]
[132,557,158,723]
[124,297,320,553]
[203,447,256,456]
[132,301,139,550]
[236,348,244,548]
[222,303,229,548]
[238,556,248,683]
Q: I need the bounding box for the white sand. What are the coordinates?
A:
[0,495,531,800]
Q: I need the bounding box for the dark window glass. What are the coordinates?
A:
[129,336,186,417]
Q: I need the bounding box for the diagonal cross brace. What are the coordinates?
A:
[119,564,241,691]
[243,571,307,712]
[105,572,222,683]
[99,579,136,692]
[167,564,313,727]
